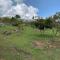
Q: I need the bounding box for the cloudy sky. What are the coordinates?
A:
[0,0,60,19]
[0,0,38,19]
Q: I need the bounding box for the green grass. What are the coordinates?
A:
[0,25,60,60]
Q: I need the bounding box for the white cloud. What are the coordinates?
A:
[0,0,13,15]
[0,0,39,20]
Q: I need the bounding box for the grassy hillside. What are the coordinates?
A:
[0,25,60,60]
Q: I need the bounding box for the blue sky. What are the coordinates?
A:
[24,0,60,17]
[0,0,60,19]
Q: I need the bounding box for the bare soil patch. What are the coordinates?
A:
[32,41,46,48]
[32,40,60,48]
[47,41,60,48]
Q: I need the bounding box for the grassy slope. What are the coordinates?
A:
[0,25,60,60]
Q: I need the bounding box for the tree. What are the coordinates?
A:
[34,18,45,30]
[45,17,53,29]
[15,15,21,19]
[32,16,34,19]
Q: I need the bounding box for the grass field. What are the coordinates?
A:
[0,25,60,60]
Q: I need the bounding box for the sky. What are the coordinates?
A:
[24,0,60,18]
[0,0,60,19]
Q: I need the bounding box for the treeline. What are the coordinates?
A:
[30,12,60,30]
[0,12,60,30]
[31,17,59,30]
[0,15,23,26]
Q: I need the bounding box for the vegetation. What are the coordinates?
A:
[0,13,60,60]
